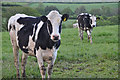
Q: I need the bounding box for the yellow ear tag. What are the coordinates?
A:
[64,18,66,21]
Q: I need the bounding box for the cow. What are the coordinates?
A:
[73,23,78,28]
[77,13,100,44]
[8,10,69,79]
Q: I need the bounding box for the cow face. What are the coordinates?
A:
[90,15,100,27]
[47,10,69,42]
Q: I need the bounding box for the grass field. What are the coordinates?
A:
[2,25,118,78]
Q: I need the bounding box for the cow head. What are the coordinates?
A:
[46,10,69,42]
[90,15,100,27]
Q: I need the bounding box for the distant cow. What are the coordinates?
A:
[73,23,78,28]
[77,13,100,44]
[8,10,69,79]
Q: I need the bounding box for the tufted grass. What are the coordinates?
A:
[1,25,118,78]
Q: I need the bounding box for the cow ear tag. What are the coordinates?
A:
[63,18,66,21]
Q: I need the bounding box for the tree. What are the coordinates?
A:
[2,6,41,31]
[36,3,45,15]
[75,6,86,15]
[89,8,102,16]
[101,6,112,17]
[44,6,59,15]
[61,7,73,15]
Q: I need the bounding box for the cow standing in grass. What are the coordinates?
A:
[8,10,69,79]
[77,13,100,44]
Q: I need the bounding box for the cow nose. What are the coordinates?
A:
[93,25,95,27]
[53,35,59,40]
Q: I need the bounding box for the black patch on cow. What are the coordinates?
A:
[47,20,52,34]
[13,25,15,30]
[8,25,12,32]
[41,16,48,22]
[17,24,34,53]
[8,25,16,32]
[78,14,92,29]
[59,20,62,33]
[17,17,42,53]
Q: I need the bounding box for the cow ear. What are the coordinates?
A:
[96,17,100,20]
[62,14,69,21]
[41,16,48,22]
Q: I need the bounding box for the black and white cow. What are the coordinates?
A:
[8,10,69,79]
[77,13,100,44]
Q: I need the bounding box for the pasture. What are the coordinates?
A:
[2,25,118,78]
[2,2,118,12]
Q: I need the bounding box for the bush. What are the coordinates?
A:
[61,7,73,15]
[2,6,41,31]
[97,16,118,26]
[75,6,87,15]
[44,6,59,15]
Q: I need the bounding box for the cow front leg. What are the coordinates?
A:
[47,51,57,79]
[47,64,53,79]
[87,30,92,44]
[21,52,28,77]
[78,28,83,40]
[36,51,46,79]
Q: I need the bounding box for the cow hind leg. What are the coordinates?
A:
[12,41,20,78]
[21,52,28,77]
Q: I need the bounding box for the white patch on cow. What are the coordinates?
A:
[47,10,62,41]
[89,14,92,16]
[36,47,57,64]
[35,21,44,41]
[23,46,26,49]
[79,13,84,15]
[27,35,35,56]
[90,15,97,27]
[87,30,91,36]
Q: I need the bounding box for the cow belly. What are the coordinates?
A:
[27,36,35,56]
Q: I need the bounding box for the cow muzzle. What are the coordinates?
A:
[51,35,60,42]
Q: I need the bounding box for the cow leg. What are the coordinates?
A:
[78,27,83,40]
[87,30,92,44]
[21,52,28,77]
[36,51,46,80]
[11,41,20,78]
[47,51,57,79]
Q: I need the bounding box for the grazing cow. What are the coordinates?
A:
[73,23,78,28]
[77,13,100,44]
[8,10,69,79]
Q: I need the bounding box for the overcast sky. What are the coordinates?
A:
[1,0,119,2]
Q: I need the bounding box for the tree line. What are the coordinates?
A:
[2,3,118,31]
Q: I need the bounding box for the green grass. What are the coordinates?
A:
[2,25,118,78]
